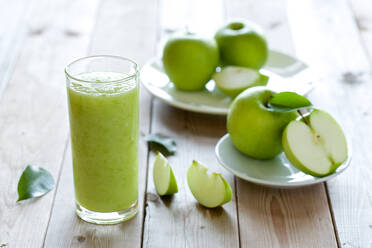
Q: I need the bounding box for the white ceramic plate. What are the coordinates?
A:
[140,50,314,115]
[215,134,351,188]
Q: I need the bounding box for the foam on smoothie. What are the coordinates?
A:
[70,71,136,95]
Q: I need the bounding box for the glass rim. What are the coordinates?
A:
[64,55,139,84]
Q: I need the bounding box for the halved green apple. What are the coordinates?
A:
[153,152,178,196]
[282,110,348,177]
[187,161,232,208]
[213,66,268,98]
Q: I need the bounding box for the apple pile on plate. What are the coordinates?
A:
[162,19,349,178]
[162,19,269,97]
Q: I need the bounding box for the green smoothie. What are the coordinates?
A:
[67,71,138,213]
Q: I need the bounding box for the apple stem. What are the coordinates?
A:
[297,110,310,126]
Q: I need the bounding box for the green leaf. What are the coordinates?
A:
[17,165,55,202]
[145,134,176,156]
[269,92,313,112]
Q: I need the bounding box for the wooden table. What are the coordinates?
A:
[1,0,371,247]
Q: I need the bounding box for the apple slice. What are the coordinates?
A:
[187,161,232,208]
[153,152,178,196]
[213,66,268,98]
[282,110,348,177]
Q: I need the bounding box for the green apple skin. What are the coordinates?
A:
[282,110,348,177]
[166,169,179,195]
[153,152,178,196]
[220,176,233,205]
[215,20,268,69]
[162,34,219,91]
[227,87,298,159]
[187,161,232,208]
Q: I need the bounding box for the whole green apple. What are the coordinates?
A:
[215,20,268,69]
[162,33,219,91]
[227,87,298,159]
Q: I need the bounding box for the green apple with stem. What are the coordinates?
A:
[282,109,348,177]
[227,87,298,159]
[215,19,268,69]
[153,152,178,196]
[187,161,232,208]
[162,33,219,91]
[213,66,269,98]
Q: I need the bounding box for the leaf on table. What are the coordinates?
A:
[17,165,55,202]
[145,134,176,156]
[269,91,313,112]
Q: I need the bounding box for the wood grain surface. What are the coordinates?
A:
[142,1,239,247]
[350,0,372,61]
[0,0,34,96]
[43,0,159,247]
[225,1,338,247]
[0,0,100,246]
[288,0,372,247]
[0,0,371,247]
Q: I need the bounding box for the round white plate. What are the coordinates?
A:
[215,134,351,188]
[140,50,314,115]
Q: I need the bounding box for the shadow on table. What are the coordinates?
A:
[68,208,142,246]
[195,202,225,218]
[159,194,175,208]
[153,101,227,138]
[193,202,236,236]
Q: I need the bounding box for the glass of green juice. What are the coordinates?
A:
[65,55,139,224]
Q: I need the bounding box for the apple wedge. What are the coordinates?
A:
[153,152,178,196]
[187,161,232,208]
[213,66,268,98]
[282,110,348,177]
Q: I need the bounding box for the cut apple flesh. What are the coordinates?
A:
[309,111,348,163]
[153,153,178,196]
[213,66,268,98]
[187,161,232,208]
[283,110,348,177]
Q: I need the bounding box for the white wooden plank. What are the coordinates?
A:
[43,0,159,246]
[142,0,239,247]
[349,0,372,60]
[0,0,100,246]
[0,0,33,96]
[160,0,224,36]
[143,104,239,248]
[287,0,372,247]
[225,0,295,54]
[225,0,338,247]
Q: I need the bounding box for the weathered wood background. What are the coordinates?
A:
[0,0,371,247]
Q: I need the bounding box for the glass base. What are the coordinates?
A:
[76,201,138,225]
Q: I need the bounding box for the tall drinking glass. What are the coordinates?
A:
[65,56,139,224]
